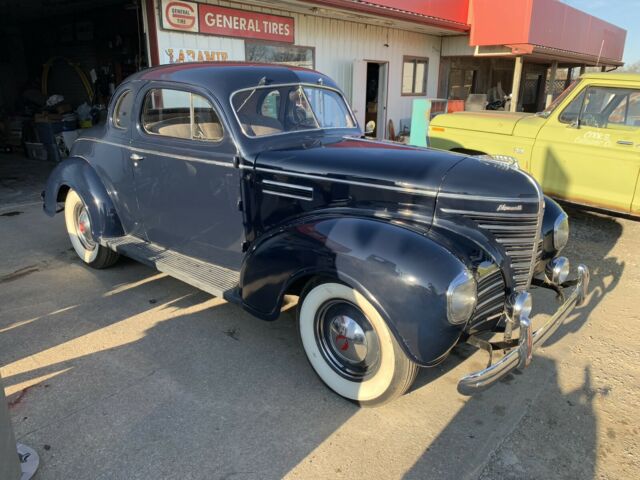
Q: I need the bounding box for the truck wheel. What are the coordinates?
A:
[64,189,119,269]
[298,281,418,406]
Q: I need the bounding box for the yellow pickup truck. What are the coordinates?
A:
[430,72,640,216]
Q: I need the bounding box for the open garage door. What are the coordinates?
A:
[0,0,148,163]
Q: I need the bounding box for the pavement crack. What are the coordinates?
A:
[0,265,40,284]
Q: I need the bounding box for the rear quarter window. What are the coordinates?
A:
[113,90,134,130]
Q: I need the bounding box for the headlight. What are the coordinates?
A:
[447,270,477,325]
[553,212,569,251]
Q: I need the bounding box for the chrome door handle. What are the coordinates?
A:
[130,153,144,162]
[616,140,634,146]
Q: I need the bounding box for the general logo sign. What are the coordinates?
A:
[161,0,199,33]
[199,5,294,43]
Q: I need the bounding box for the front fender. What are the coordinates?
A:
[240,216,469,366]
[43,156,124,239]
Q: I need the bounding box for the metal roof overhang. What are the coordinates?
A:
[301,0,470,33]
[474,43,624,67]
[470,0,626,65]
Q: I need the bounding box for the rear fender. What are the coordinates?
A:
[43,157,124,239]
[240,216,469,366]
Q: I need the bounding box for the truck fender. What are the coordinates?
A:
[43,156,124,239]
[240,216,469,366]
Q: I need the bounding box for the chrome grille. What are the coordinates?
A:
[470,267,506,328]
[442,207,543,291]
[470,211,540,290]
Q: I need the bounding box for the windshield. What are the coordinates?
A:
[537,79,582,118]
[232,84,357,137]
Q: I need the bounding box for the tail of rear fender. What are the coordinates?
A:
[240,216,469,366]
[43,156,124,239]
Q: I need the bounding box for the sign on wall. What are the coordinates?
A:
[161,0,199,33]
[199,5,294,43]
[160,0,295,44]
[162,47,229,64]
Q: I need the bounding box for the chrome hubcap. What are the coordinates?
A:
[75,204,95,250]
[315,299,381,381]
[328,315,368,363]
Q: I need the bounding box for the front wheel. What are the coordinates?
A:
[64,189,119,269]
[298,282,418,406]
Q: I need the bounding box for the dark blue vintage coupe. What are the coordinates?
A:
[43,63,590,405]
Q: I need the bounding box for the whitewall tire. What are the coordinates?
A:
[64,189,119,269]
[298,281,418,406]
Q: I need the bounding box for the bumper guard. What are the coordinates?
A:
[458,264,590,395]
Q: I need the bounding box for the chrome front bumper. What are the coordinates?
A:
[458,264,590,395]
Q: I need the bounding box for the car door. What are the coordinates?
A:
[89,86,144,237]
[130,83,245,270]
[531,84,640,214]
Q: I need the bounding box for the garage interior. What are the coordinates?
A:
[0,0,147,163]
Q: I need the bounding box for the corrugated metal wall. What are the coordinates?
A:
[153,0,442,130]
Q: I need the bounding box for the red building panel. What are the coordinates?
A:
[303,0,470,30]
[469,0,625,63]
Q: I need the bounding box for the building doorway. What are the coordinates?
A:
[364,62,388,139]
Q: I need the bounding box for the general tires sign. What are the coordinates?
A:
[160,0,294,43]
[162,0,199,33]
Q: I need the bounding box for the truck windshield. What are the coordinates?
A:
[537,80,582,118]
[232,84,357,137]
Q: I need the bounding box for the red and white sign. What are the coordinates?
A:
[161,0,199,33]
[199,5,294,43]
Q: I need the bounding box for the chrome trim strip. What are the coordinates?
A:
[477,280,504,297]
[255,166,437,197]
[262,189,314,201]
[475,291,505,310]
[75,137,235,168]
[262,179,313,192]
[440,208,539,219]
[521,170,545,290]
[439,192,540,203]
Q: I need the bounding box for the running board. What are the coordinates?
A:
[102,235,240,298]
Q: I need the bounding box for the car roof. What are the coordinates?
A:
[124,62,340,98]
[581,71,640,82]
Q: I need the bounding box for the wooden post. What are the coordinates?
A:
[579,64,586,76]
[546,61,558,107]
[565,67,574,89]
[510,56,524,112]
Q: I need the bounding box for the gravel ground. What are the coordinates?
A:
[0,154,638,479]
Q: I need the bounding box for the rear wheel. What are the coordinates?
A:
[298,281,418,406]
[64,189,119,269]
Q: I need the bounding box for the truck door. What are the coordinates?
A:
[130,84,245,270]
[531,85,640,214]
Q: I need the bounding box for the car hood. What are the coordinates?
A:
[254,136,465,196]
[431,111,534,136]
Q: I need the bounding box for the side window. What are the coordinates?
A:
[142,88,223,141]
[607,90,640,128]
[260,90,280,120]
[113,90,133,130]
[626,92,640,127]
[558,89,586,124]
[192,94,223,142]
[142,89,191,139]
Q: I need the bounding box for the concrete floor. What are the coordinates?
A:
[1,154,638,479]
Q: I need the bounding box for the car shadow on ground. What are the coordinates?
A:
[402,204,625,479]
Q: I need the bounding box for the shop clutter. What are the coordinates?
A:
[0,1,147,164]
[21,96,104,163]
